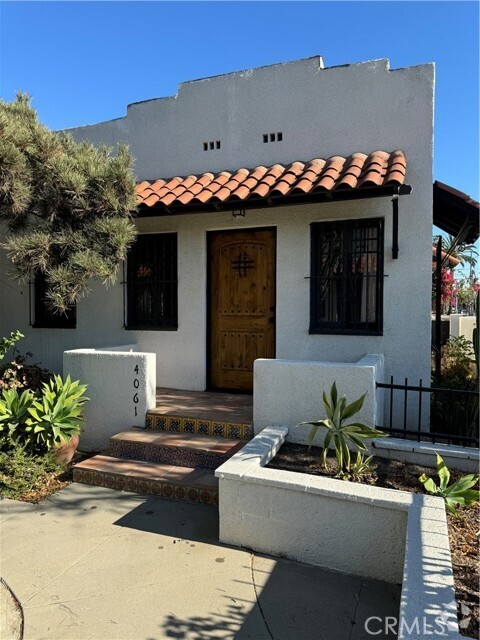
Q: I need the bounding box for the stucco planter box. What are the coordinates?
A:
[216,427,463,638]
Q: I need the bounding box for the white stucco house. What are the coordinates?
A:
[0,56,435,398]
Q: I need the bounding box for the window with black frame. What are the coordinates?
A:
[126,233,178,330]
[310,219,384,334]
[33,272,77,329]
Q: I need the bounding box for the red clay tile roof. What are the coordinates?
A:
[432,246,461,266]
[136,150,407,210]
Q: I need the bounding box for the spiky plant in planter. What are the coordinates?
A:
[298,381,386,475]
[419,454,479,518]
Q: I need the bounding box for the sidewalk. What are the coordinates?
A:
[0,484,400,639]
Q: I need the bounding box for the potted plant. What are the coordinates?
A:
[0,374,89,462]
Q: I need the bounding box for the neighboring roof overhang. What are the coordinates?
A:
[433,181,479,243]
[136,150,411,217]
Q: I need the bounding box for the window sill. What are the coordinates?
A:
[125,326,178,332]
[309,328,383,337]
[32,324,77,330]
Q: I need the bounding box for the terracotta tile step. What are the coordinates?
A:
[73,455,218,505]
[109,428,246,470]
[145,412,253,441]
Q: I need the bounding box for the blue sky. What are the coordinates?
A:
[0,1,478,204]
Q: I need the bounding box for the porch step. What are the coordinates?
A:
[73,455,218,505]
[145,412,253,441]
[146,387,254,440]
[109,429,245,470]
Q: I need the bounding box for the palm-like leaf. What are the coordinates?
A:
[442,235,478,269]
[295,382,387,473]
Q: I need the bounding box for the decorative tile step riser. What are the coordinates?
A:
[73,468,218,506]
[109,440,229,470]
[146,414,253,440]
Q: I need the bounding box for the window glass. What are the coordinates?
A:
[310,219,383,334]
[33,272,76,329]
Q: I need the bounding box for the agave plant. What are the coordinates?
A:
[23,374,89,451]
[0,387,35,440]
[419,453,480,517]
[298,381,386,473]
[337,452,377,481]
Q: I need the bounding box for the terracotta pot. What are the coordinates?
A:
[54,434,79,464]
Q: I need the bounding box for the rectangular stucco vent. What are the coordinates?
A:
[203,140,221,151]
[263,132,283,143]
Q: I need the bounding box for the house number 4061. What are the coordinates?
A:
[133,365,140,417]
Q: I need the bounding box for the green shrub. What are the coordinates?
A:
[473,291,479,380]
[430,336,478,439]
[0,445,65,500]
[0,388,35,448]
[419,453,480,517]
[0,374,89,454]
[0,351,53,393]
[0,330,53,392]
[296,381,386,473]
[0,330,24,361]
[439,336,475,388]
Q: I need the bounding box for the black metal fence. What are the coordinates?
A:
[376,377,479,448]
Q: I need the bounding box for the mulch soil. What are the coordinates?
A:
[267,442,479,639]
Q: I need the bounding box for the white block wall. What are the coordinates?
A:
[63,347,156,451]
[216,426,406,583]
[449,314,476,344]
[254,355,384,443]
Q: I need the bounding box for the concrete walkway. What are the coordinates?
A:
[0,485,400,640]
[0,578,23,640]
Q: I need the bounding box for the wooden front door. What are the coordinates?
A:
[209,228,276,391]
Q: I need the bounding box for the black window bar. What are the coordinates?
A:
[309,218,384,334]
[125,233,178,330]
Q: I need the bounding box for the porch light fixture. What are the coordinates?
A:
[232,209,246,218]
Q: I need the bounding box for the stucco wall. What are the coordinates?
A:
[0,56,434,403]
[449,314,476,344]
[0,195,432,394]
[216,427,403,584]
[253,355,384,441]
[64,57,433,183]
[63,347,156,451]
